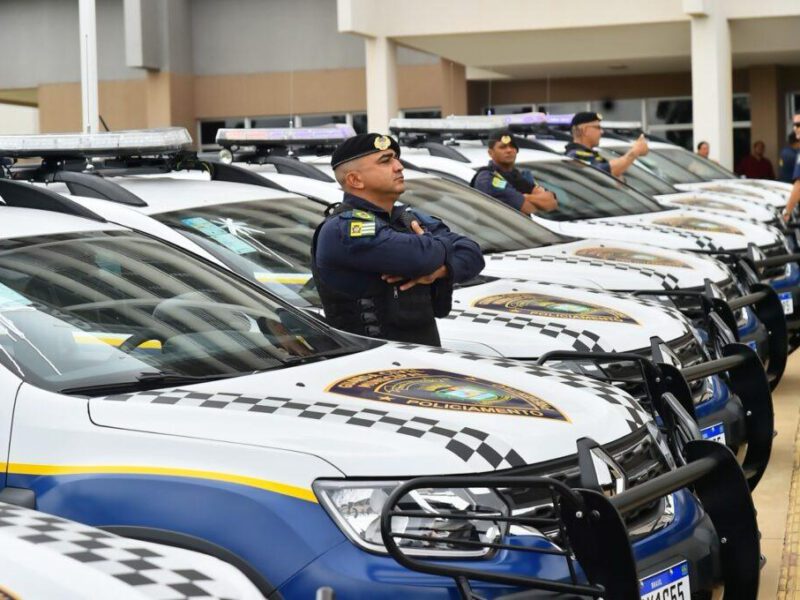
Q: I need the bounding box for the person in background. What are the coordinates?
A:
[736,140,775,180]
[696,141,710,159]
[779,132,800,184]
[783,116,800,221]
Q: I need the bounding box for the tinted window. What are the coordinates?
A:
[515,160,663,220]
[657,147,737,180]
[400,178,566,253]
[0,231,352,393]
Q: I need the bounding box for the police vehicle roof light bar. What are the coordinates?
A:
[389,116,507,134]
[216,125,356,148]
[0,128,192,158]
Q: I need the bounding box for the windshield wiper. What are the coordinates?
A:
[60,371,245,397]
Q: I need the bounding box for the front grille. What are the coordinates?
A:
[761,242,791,280]
[496,427,670,539]
[666,332,709,405]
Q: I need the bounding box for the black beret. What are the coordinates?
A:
[330,133,400,169]
[487,129,518,149]
[571,112,603,127]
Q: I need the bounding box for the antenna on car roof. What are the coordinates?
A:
[0,178,106,222]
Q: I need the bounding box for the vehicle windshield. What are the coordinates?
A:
[515,159,664,221]
[655,147,737,180]
[0,230,358,394]
[594,149,677,196]
[604,145,704,185]
[400,177,566,252]
[154,196,328,306]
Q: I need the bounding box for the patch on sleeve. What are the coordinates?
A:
[349,221,376,237]
[491,175,507,189]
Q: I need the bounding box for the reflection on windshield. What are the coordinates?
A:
[401,178,565,252]
[657,148,737,181]
[515,160,663,221]
[0,231,352,393]
[594,149,676,196]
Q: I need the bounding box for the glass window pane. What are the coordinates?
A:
[646,98,692,125]
[199,118,246,146]
[351,113,367,134]
[301,114,347,127]
[402,109,442,119]
[251,115,297,128]
[589,99,642,121]
[732,95,750,122]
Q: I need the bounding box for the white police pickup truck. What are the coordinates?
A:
[0,177,761,598]
[0,502,263,599]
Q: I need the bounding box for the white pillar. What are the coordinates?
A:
[364,36,398,134]
[687,1,733,168]
[79,0,99,133]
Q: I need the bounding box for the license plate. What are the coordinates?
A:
[780,292,794,315]
[700,422,726,444]
[640,561,691,600]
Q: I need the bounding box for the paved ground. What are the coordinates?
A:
[755,350,800,598]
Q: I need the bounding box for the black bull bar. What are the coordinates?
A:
[536,345,773,490]
[380,440,759,600]
[634,285,787,390]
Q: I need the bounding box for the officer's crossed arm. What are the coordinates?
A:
[473,171,556,214]
[411,211,485,284]
[316,215,448,284]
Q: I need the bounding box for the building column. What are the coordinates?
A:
[364,36,398,134]
[439,59,467,116]
[749,65,781,166]
[687,0,733,168]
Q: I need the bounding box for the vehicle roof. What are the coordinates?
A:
[0,205,122,240]
[101,175,301,215]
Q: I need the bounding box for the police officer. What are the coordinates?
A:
[779,132,800,184]
[312,132,485,346]
[471,129,558,214]
[565,111,649,178]
[781,115,800,221]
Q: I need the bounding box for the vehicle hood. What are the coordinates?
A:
[481,239,730,291]
[675,181,787,207]
[88,343,648,476]
[550,210,781,252]
[654,191,777,223]
[443,278,690,356]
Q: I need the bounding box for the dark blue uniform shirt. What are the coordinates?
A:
[778,147,798,183]
[791,150,800,183]
[314,192,485,296]
[565,141,612,174]
[472,162,527,211]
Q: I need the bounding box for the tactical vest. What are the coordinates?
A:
[471,164,535,195]
[310,202,443,346]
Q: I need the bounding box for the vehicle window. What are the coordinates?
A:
[515,160,664,221]
[154,197,327,305]
[0,231,356,393]
[401,178,566,253]
[657,148,737,180]
[604,147,704,185]
[594,149,677,196]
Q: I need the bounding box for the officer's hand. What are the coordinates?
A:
[536,191,558,212]
[632,134,649,157]
[410,220,425,235]
[398,265,448,291]
[783,207,793,222]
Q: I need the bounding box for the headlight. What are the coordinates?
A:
[313,480,508,556]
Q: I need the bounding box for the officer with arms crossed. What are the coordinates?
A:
[471,129,558,214]
[782,116,800,221]
[312,133,485,346]
[565,111,649,178]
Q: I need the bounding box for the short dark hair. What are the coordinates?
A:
[697,140,709,150]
